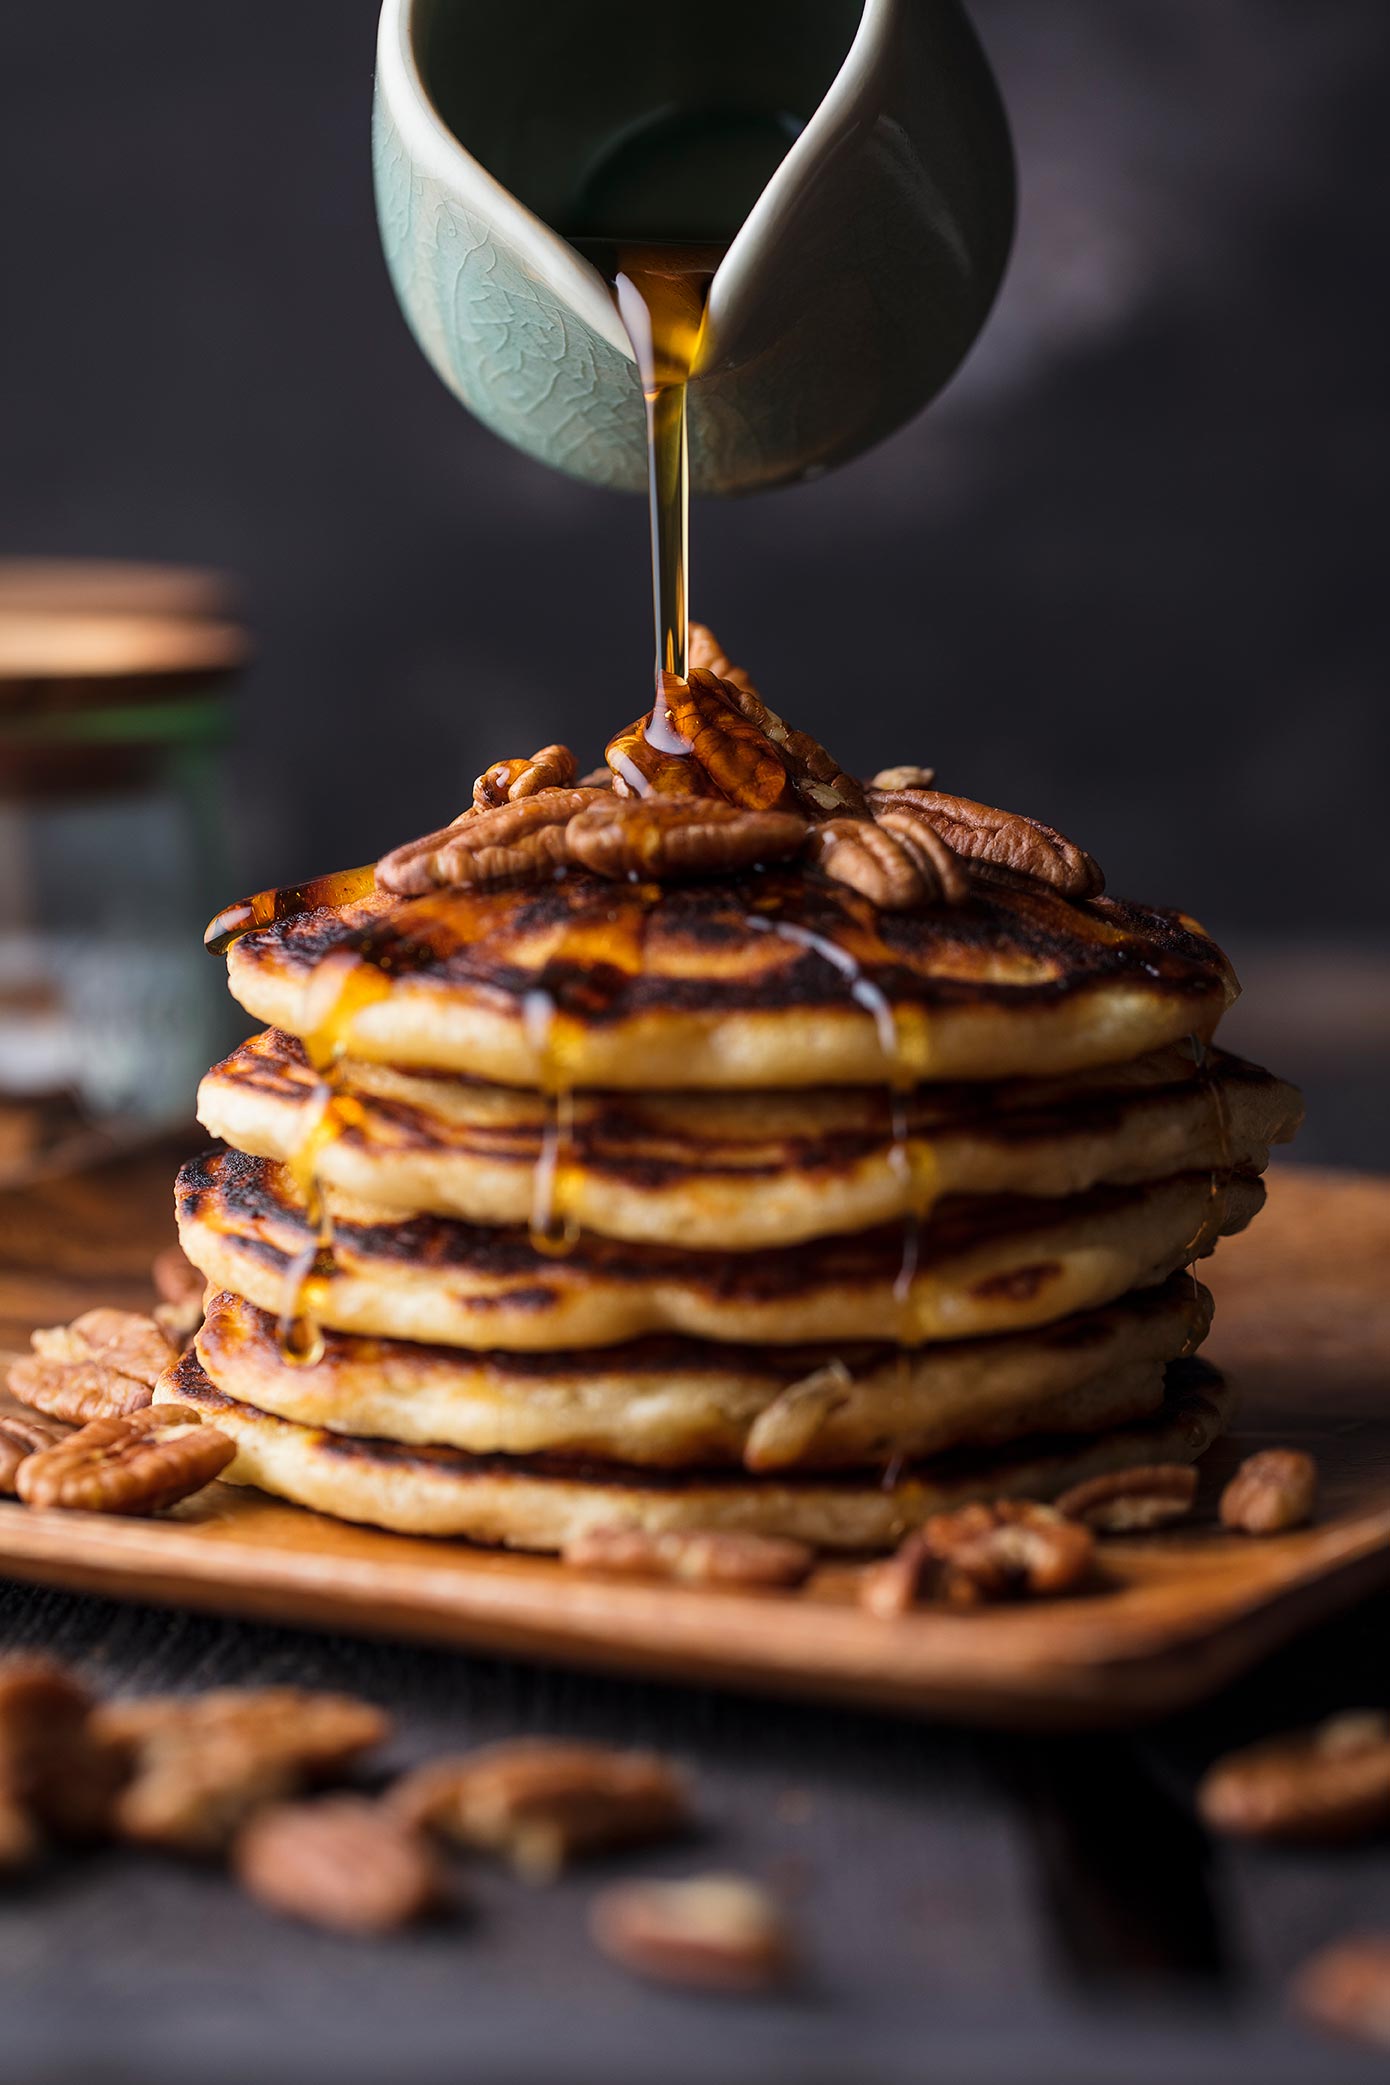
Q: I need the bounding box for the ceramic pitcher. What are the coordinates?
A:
[373,0,1015,495]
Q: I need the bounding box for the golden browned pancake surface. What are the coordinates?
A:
[223,870,1237,1088]
[161,1347,1232,1551]
[195,1277,1209,1468]
[177,1147,1261,1350]
[199,1031,1301,1245]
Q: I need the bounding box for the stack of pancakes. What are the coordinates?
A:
[166,808,1301,1550]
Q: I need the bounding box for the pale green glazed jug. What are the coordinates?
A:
[373,0,1015,495]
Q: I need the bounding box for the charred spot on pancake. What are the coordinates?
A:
[230,869,1234,1023]
[185,1152,1246,1301]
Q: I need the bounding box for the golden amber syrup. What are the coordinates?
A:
[739,910,936,1367]
[577,241,722,750]
[204,862,376,956]
[275,952,392,1366]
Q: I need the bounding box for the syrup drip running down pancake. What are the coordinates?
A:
[176,1147,1262,1352]
[199,1033,1301,1247]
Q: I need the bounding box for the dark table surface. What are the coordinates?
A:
[3,1562,1389,2084]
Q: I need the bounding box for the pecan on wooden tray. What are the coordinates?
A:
[1219,1447,1318,1534]
[1055,1463,1198,1533]
[14,1405,233,1515]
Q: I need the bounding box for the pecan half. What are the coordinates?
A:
[235,1797,443,1934]
[15,1405,234,1514]
[152,1245,206,1348]
[809,816,963,910]
[153,1244,204,1313]
[922,1499,1096,1603]
[589,1873,792,1992]
[0,1411,69,1494]
[0,1654,125,1844]
[32,1307,172,1386]
[566,796,807,882]
[561,1524,815,1589]
[686,626,867,818]
[1198,1711,1390,1842]
[376,788,605,896]
[1219,1447,1317,1533]
[472,743,578,809]
[872,764,936,791]
[859,1531,936,1618]
[742,1361,853,1472]
[874,808,971,901]
[868,789,1103,899]
[1055,1463,1197,1533]
[390,1739,689,1882]
[1294,1934,1390,2050]
[92,1687,390,1856]
[7,1353,155,1424]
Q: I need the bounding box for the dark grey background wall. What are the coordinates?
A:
[1,0,1386,942]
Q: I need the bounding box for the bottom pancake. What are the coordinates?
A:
[195,1277,1211,1469]
[158,1348,1232,1552]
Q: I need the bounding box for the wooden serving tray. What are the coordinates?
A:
[1,1146,1386,1729]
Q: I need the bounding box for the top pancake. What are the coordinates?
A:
[223,867,1237,1089]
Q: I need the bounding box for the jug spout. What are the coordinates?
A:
[374,0,1014,494]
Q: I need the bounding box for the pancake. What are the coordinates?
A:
[222,869,1237,1089]
[177,1147,1261,1350]
[195,1277,1210,1468]
[200,1031,1301,1246]
[160,1347,1233,1550]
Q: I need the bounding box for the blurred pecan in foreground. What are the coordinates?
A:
[1294,1933,1390,2051]
[562,1524,815,1589]
[589,1873,793,1993]
[472,743,577,809]
[922,1499,1097,1603]
[869,787,1103,899]
[567,796,806,882]
[391,1739,689,1882]
[15,1405,233,1515]
[0,1654,125,1848]
[1056,1463,1198,1533]
[235,1796,443,1935]
[94,1687,390,1856]
[1219,1447,1317,1533]
[1198,1711,1390,1843]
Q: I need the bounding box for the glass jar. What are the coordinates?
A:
[0,561,245,1184]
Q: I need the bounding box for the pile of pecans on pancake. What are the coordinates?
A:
[376,625,1103,911]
